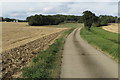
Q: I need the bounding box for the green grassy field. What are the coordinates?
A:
[52,23,82,28]
[22,24,75,78]
[80,27,119,61]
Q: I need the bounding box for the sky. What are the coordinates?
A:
[0,0,119,20]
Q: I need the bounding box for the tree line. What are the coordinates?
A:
[0,17,26,22]
[0,10,119,30]
[26,12,118,29]
[26,14,82,26]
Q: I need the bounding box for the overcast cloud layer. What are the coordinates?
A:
[1,0,119,2]
[1,2,118,20]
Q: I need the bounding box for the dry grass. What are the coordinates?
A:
[102,23,119,33]
[2,22,68,52]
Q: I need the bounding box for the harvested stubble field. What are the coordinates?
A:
[2,22,69,78]
[102,23,119,33]
[2,22,68,52]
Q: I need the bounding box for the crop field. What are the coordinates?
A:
[102,23,119,33]
[2,22,68,52]
[22,28,74,78]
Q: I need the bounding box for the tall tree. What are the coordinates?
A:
[82,10,98,30]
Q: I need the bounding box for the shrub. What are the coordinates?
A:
[100,19,108,26]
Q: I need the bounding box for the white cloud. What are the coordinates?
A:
[28,8,35,12]
[43,7,51,11]
[1,0,119,2]
[0,3,2,17]
[1,2,118,19]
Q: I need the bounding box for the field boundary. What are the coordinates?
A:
[2,29,67,78]
[80,27,119,62]
[22,28,74,78]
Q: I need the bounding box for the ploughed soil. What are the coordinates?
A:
[2,22,68,52]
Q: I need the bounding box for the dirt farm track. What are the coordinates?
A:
[2,22,68,52]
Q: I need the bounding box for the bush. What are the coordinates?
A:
[92,21,101,27]
[100,20,108,26]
